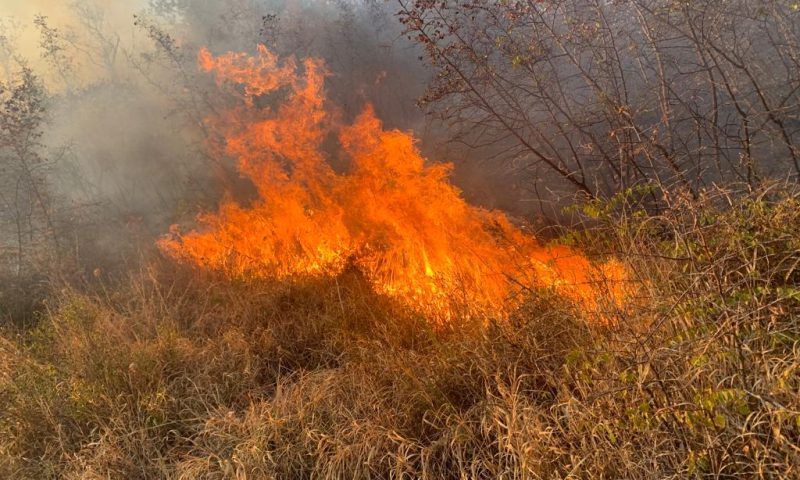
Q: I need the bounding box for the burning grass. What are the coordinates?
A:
[1,185,798,478]
[158,45,628,322]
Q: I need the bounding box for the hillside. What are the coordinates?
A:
[2,186,798,478]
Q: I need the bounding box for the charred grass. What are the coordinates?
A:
[1,185,798,479]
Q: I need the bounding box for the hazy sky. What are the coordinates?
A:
[0,0,145,21]
[0,0,148,84]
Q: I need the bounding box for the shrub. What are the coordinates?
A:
[1,184,798,478]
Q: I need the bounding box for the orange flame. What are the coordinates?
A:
[159,45,628,321]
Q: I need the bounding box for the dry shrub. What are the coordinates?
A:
[1,184,798,478]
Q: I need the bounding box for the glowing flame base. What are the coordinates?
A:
[159,45,627,321]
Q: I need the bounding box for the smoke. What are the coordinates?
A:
[3,2,416,202]
[0,1,148,84]
[0,0,534,281]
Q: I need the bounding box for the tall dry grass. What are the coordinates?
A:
[1,184,798,479]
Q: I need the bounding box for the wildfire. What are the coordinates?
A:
[159,45,628,321]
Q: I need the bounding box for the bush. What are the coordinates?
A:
[1,185,798,478]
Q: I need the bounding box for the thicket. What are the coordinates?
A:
[1,184,797,479]
[400,0,800,200]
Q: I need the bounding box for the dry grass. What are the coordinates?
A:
[1,184,798,479]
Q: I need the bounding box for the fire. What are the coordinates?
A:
[159,45,628,321]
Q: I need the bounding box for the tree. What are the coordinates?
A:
[400,0,800,203]
[0,66,58,276]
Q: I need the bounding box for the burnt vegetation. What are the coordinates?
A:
[0,1,799,478]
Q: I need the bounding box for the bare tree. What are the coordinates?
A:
[399,0,800,203]
[33,15,77,93]
[68,2,122,81]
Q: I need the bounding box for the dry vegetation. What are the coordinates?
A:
[1,184,798,479]
[1,1,799,478]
